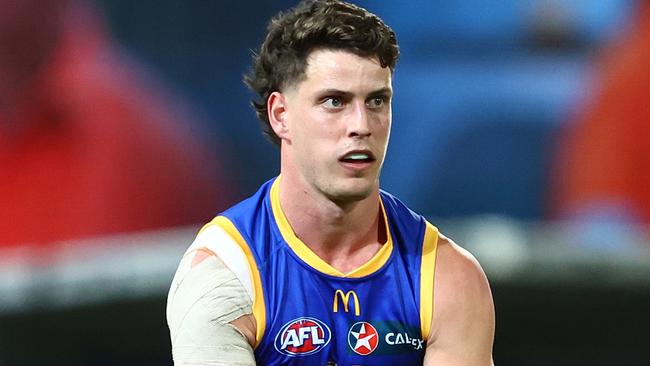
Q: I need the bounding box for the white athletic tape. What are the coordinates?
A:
[167,251,255,365]
[187,224,254,300]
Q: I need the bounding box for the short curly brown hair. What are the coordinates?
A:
[244,0,400,145]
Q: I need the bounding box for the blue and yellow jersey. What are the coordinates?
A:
[210,177,438,365]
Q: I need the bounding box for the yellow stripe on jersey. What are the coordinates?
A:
[269,176,394,278]
[420,221,439,340]
[210,216,267,349]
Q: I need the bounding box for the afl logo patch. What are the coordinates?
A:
[274,317,331,356]
[348,321,379,355]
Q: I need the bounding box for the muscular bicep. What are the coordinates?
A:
[424,235,495,366]
[166,229,258,365]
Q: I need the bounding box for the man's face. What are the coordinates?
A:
[281,49,393,204]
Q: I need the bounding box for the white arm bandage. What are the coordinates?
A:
[167,226,256,366]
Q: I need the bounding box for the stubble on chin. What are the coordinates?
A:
[319,178,378,206]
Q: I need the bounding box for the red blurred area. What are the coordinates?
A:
[550,2,650,226]
[0,1,233,247]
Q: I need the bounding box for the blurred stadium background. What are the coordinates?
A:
[1,0,649,365]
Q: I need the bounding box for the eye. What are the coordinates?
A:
[323,97,344,109]
[367,97,385,109]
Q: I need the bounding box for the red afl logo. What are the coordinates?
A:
[348,321,379,355]
[274,317,332,356]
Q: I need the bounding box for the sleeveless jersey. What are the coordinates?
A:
[210,177,438,365]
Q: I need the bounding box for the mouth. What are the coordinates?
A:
[338,150,377,166]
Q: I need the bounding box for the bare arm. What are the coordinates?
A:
[166,226,258,365]
[424,234,495,365]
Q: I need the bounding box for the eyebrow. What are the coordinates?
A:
[368,87,393,98]
[316,87,393,98]
[317,89,353,98]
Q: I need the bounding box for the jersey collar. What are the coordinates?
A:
[269,176,393,278]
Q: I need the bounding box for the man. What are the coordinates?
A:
[167,1,495,365]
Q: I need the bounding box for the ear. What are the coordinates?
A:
[267,91,290,141]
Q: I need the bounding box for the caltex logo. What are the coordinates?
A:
[347,321,379,355]
[274,317,331,356]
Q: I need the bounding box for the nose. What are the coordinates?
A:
[348,101,371,139]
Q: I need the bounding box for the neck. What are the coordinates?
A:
[277,173,386,273]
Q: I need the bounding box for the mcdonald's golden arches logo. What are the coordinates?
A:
[333,290,360,316]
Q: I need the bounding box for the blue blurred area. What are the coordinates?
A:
[356,0,632,54]
[97,0,635,219]
[97,0,296,199]
[357,0,634,219]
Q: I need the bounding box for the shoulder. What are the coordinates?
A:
[172,220,255,301]
[166,223,258,363]
[432,232,494,335]
[379,190,427,236]
[166,222,258,344]
[434,232,492,298]
[425,232,495,364]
